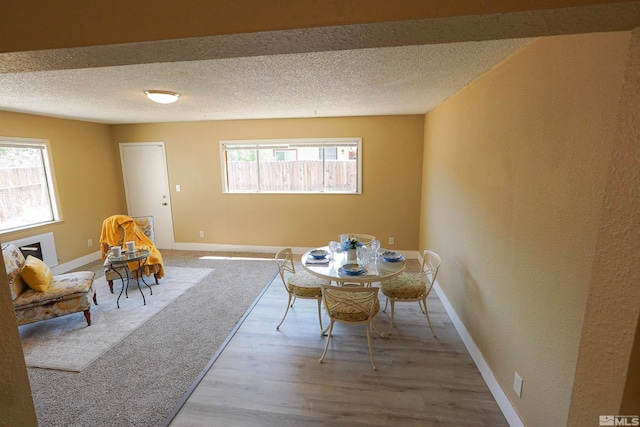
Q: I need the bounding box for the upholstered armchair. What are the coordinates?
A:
[3,243,97,326]
[99,215,165,293]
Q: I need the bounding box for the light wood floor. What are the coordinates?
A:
[168,258,508,427]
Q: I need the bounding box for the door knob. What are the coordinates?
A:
[162,203,168,206]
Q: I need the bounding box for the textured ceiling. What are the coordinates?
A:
[2,1,639,125]
[0,38,531,124]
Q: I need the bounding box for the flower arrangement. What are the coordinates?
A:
[341,236,363,251]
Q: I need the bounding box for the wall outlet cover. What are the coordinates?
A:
[514,372,523,398]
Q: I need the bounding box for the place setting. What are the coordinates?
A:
[379,250,405,263]
[305,248,331,265]
[338,263,368,277]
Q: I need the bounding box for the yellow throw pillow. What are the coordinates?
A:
[21,255,53,291]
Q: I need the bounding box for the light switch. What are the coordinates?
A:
[176,185,181,192]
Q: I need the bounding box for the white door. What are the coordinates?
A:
[119,143,174,249]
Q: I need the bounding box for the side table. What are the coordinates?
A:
[107,249,152,308]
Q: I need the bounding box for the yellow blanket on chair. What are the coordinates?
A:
[100,215,165,280]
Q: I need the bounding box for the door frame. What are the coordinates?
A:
[119,142,175,249]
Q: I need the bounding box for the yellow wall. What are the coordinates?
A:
[0,113,424,255]
[621,322,640,413]
[421,32,632,426]
[568,27,640,422]
[111,116,424,250]
[0,111,126,263]
[0,260,38,426]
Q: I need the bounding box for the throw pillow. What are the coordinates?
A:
[21,255,53,291]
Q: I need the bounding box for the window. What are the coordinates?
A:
[220,138,362,194]
[0,138,60,232]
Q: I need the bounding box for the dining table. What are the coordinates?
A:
[301,246,406,285]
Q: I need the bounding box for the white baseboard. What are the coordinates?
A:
[433,281,524,427]
[172,242,419,259]
[52,250,102,275]
[172,242,294,254]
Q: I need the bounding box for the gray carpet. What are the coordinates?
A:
[26,250,278,427]
[20,267,214,372]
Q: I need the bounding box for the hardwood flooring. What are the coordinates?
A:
[168,258,507,426]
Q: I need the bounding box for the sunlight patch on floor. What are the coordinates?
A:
[198,255,273,262]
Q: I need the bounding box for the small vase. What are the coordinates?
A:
[346,249,357,261]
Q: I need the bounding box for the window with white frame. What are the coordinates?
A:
[0,138,60,232]
[220,138,362,194]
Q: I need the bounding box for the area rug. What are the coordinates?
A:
[18,266,214,372]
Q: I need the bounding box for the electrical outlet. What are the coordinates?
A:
[513,372,523,398]
[199,231,204,238]
[388,237,395,245]
[87,239,93,247]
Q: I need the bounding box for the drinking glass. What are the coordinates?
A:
[328,240,338,255]
[339,234,348,245]
[356,246,367,264]
[371,239,380,254]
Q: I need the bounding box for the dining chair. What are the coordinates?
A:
[338,233,376,246]
[275,248,330,332]
[380,249,441,337]
[319,284,382,370]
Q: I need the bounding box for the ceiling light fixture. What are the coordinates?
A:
[144,90,180,104]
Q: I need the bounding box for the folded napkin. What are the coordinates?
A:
[306,257,330,265]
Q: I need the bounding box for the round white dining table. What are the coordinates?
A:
[301,246,406,285]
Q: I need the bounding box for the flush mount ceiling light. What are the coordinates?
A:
[144,90,180,104]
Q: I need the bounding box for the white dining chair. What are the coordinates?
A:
[319,284,382,370]
[275,248,330,332]
[338,233,376,246]
[380,249,441,337]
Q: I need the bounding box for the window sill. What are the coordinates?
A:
[0,220,63,236]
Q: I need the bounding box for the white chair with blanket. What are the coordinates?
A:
[100,215,165,293]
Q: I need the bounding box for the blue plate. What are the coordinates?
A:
[310,249,329,259]
[381,251,403,262]
[340,263,365,276]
